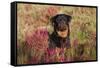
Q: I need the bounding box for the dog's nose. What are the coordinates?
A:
[57,24,68,31]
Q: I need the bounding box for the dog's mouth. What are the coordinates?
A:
[57,29,68,38]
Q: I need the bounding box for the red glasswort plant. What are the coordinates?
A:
[26,28,49,51]
[25,28,49,64]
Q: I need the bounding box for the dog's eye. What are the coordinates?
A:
[57,27,68,31]
[57,29,67,32]
[57,24,68,31]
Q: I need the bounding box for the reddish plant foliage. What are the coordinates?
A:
[26,28,49,51]
[73,39,79,47]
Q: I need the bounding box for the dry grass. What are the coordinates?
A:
[17,3,97,64]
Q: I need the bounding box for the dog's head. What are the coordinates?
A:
[51,14,72,38]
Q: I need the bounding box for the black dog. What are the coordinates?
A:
[49,14,72,48]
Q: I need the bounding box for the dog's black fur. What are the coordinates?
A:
[49,14,72,48]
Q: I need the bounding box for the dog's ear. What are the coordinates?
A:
[65,15,72,24]
[50,15,56,26]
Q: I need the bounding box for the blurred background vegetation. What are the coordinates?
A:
[17,3,97,64]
